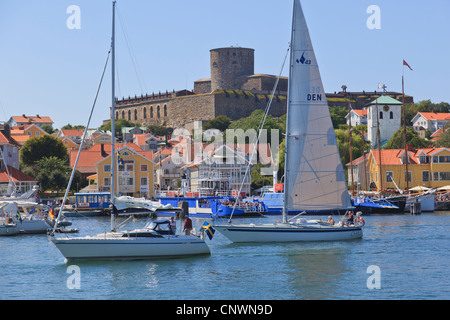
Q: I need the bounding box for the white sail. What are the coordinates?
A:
[213,0,363,243]
[284,0,352,212]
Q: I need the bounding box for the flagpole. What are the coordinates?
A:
[402,69,409,192]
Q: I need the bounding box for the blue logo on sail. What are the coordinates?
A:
[296,52,311,65]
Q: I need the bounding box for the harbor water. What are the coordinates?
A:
[1,213,449,300]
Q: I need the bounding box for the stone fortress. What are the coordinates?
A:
[114,46,288,129]
[113,46,413,129]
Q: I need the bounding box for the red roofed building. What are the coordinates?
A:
[7,115,54,128]
[0,124,37,194]
[69,142,154,186]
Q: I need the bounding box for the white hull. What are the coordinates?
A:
[405,193,435,212]
[214,222,363,243]
[51,233,210,261]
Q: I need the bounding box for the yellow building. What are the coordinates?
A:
[367,147,450,191]
[10,124,48,146]
[96,145,155,198]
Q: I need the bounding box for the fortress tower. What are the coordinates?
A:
[210,47,255,92]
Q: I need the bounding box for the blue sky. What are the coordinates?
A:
[0,0,449,129]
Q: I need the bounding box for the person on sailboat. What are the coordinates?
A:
[328,216,335,225]
[345,211,354,225]
[169,216,177,234]
[183,216,193,235]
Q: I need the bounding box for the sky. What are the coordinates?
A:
[0,0,449,130]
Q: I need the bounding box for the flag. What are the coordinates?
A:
[117,152,124,165]
[48,208,54,220]
[16,211,22,223]
[201,221,215,240]
[403,60,413,71]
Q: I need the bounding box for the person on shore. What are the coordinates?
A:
[183,216,193,235]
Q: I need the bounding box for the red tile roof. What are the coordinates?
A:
[12,115,53,124]
[0,166,37,182]
[419,112,450,121]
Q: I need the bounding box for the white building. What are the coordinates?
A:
[367,95,402,148]
[411,112,450,134]
[345,109,368,127]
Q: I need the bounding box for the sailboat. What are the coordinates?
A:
[214,0,364,242]
[49,1,210,260]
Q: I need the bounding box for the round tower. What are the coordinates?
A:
[210,47,255,91]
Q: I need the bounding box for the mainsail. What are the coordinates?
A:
[284,0,352,212]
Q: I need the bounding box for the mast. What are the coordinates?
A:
[282,1,296,224]
[376,97,383,194]
[110,0,117,232]
[348,100,354,196]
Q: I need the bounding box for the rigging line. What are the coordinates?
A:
[50,48,112,237]
[228,45,290,222]
[116,7,147,94]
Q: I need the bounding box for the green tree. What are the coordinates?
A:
[20,135,68,167]
[329,106,348,128]
[146,125,172,137]
[101,119,140,136]
[35,157,70,192]
[384,127,431,149]
[203,115,231,132]
[61,124,86,130]
[40,124,54,134]
[227,110,284,144]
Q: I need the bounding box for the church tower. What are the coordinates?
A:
[367,94,403,148]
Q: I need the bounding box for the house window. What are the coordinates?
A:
[435,172,450,181]
[119,177,133,186]
[104,177,111,186]
[126,164,134,172]
[386,171,393,183]
[134,109,138,121]
[141,164,148,172]
[379,112,383,119]
[141,177,148,186]
[422,171,430,182]
[104,164,111,172]
[143,108,147,119]
[157,105,160,118]
[164,105,167,117]
[420,156,430,164]
[390,111,393,119]
[150,107,153,118]
[128,110,131,121]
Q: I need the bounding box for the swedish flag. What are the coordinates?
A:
[16,211,22,223]
[117,152,124,165]
[201,221,215,240]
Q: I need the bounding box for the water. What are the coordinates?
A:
[1,213,449,300]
